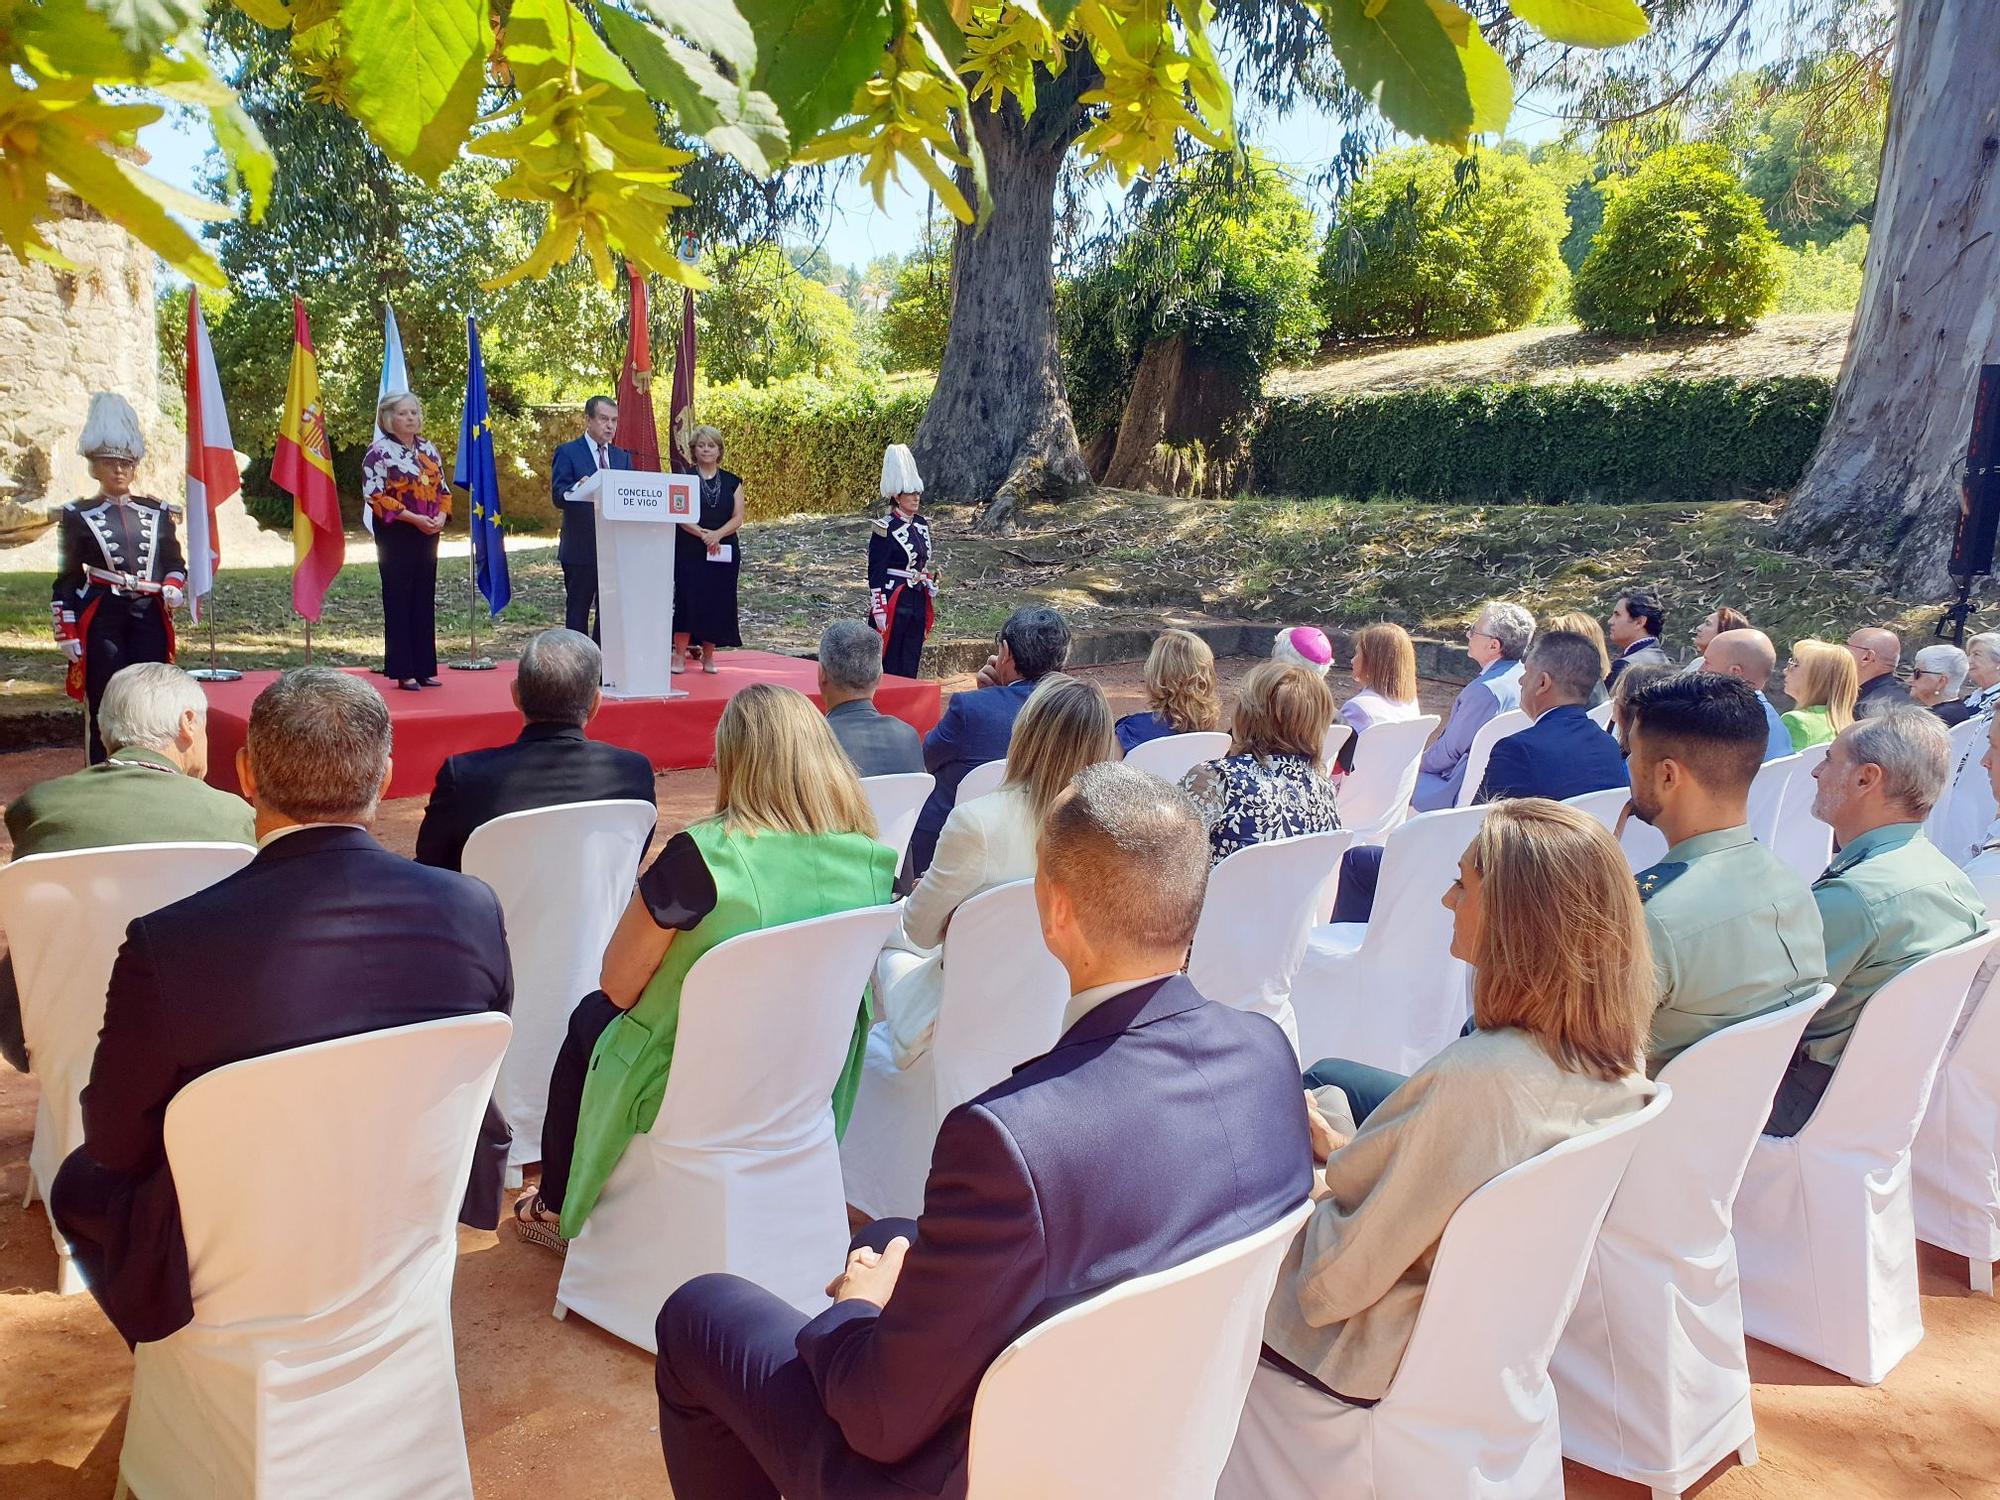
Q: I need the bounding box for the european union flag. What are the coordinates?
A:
[453,315,511,616]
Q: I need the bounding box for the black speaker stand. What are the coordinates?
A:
[1938,572,1981,645]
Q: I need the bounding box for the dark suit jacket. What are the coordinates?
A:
[1856,672,1913,716]
[1935,698,1976,727]
[793,976,1312,1492]
[826,699,925,780]
[551,436,631,567]
[909,679,1037,875]
[1476,702,1629,804]
[1605,639,1670,688]
[414,721,656,871]
[53,825,514,1345]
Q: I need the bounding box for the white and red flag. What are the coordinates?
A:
[184,292,239,623]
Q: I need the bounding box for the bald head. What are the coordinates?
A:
[1703,628,1777,691]
[1847,626,1903,686]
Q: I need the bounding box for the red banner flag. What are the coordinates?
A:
[272,296,344,621]
[613,267,661,473]
[668,287,696,473]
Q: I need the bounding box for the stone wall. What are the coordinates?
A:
[0,192,170,538]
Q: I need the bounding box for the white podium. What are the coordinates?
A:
[573,469,697,699]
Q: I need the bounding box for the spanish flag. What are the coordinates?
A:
[272,295,343,621]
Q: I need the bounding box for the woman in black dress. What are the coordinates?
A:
[672,424,745,675]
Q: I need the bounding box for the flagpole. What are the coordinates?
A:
[186,592,242,682]
[303,616,313,665]
[450,538,494,670]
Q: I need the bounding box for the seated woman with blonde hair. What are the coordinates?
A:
[514,683,897,1252]
[873,673,1117,1068]
[1335,623,1422,772]
[1117,628,1224,753]
[1182,661,1341,865]
[1263,799,1659,1403]
[1780,638,1858,751]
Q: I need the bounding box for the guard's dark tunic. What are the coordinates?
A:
[868,509,934,679]
[53,496,185,763]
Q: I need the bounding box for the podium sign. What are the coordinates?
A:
[577,470,696,700]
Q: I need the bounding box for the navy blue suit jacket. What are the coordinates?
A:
[793,975,1312,1492]
[1476,702,1629,804]
[550,436,631,567]
[414,720,656,872]
[908,679,1037,875]
[54,826,514,1344]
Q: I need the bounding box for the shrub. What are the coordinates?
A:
[1318,147,1570,338]
[1250,376,1831,503]
[698,244,865,386]
[1572,145,1782,335]
[1772,225,1868,313]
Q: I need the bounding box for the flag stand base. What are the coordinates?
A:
[187,667,244,682]
[448,658,497,672]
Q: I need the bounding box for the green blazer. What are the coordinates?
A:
[5,748,255,858]
[559,819,896,1236]
[1781,704,1837,752]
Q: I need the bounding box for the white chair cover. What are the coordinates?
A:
[0,841,254,1294]
[1587,700,1617,729]
[1561,786,1668,874]
[955,759,1008,806]
[966,1203,1311,1500]
[1220,1088,1672,1500]
[840,880,1067,1220]
[1125,730,1232,784]
[1318,722,1352,775]
[115,1013,511,1500]
[461,799,653,1172]
[1914,960,2000,1294]
[1454,707,1531,808]
[1746,752,1802,846]
[860,772,936,866]
[1768,740,1833,881]
[1292,806,1488,1073]
[1924,715,1990,859]
[1337,715,1441,844]
[1186,830,1353,1058]
[1736,930,2000,1383]
[1553,991,1826,1497]
[555,903,900,1351]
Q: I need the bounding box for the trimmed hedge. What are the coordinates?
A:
[1251,376,1832,502]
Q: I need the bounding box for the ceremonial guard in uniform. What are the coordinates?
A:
[868,444,936,680]
[53,393,186,763]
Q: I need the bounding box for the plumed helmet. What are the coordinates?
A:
[1272,625,1334,677]
[77,392,147,462]
[879,443,924,500]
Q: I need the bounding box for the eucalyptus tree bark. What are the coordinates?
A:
[1777,0,2000,594]
[913,62,1098,530]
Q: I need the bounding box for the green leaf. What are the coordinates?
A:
[1507,0,1648,48]
[230,0,293,24]
[624,0,757,73]
[1315,0,1474,147]
[340,0,490,183]
[504,0,657,143]
[87,0,203,51]
[595,3,787,175]
[209,101,276,221]
[50,135,226,287]
[740,0,895,150]
[1425,0,1511,136]
[916,0,964,59]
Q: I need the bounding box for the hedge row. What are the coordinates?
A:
[1250,376,1833,502]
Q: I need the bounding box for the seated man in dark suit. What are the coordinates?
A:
[414,628,655,871]
[51,668,515,1346]
[818,620,923,779]
[908,606,1071,877]
[654,762,1312,1499]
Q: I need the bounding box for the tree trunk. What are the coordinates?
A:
[1102,336,1257,497]
[1777,0,2000,594]
[913,67,1097,530]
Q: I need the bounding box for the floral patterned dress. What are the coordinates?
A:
[364,437,452,682]
[1179,751,1343,866]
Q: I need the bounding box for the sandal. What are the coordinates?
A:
[512,1188,568,1256]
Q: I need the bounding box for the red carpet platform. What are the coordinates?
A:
[198,650,943,801]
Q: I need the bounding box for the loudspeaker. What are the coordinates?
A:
[1950,363,2000,579]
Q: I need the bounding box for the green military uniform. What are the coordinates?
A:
[1639,825,1829,1075]
[1802,821,1985,1066]
[4,747,254,858]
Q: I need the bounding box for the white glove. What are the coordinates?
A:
[871,608,887,631]
[162,584,185,608]
[61,639,83,662]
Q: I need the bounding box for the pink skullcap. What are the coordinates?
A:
[1273,626,1333,675]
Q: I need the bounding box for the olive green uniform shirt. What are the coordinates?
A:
[1804,821,1986,1066]
[1640,825,1828,1075]
[4,747,254,857]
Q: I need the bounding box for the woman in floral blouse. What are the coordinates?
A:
[365,392,450,691]
[1181,661,1342,865]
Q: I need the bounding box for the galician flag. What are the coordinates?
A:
[183,291,238,624]
[365,303,410,535]
[272,296,343,621]
[452,315,510,616]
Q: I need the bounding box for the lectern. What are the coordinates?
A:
[572,469,696,699]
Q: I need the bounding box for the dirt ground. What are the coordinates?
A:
[2,655,1997,1499]
[1268,313,1853,398]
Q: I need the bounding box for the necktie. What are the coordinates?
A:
[595,443,606,468]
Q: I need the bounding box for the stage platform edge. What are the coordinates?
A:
[198,650,943,801]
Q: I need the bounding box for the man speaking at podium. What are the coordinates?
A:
[551,396,630,639]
